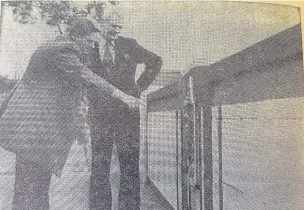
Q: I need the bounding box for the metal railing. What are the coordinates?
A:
[143,24,304,210]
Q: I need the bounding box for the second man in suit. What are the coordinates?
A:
[88,12,163,210]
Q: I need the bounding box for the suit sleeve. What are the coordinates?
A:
[128,39,163,91]
[56,44,117,96]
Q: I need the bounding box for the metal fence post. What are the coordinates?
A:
[201,83,214,210]
[218,105,223,210]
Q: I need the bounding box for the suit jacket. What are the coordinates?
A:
[88,36,163,115]
[0,36,119,175]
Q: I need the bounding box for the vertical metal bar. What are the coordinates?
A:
[218,105,223,210]
[144,107,149,181]
[176,110,180,210]
[201,84,214,210]
[203,106,213,210]
[181,109,189,210]
[182,75,196,210]
[196,106,203,210]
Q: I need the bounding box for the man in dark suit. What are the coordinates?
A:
[88,13,163,210]
[0,19,138,210]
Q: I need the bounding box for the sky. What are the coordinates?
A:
[0,1,301,78]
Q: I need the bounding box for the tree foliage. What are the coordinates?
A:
[6,1,119,33]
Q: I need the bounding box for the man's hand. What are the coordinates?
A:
[112,89,146,108]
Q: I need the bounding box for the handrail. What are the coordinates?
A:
[144,23,303,210]
[147,24,302,112]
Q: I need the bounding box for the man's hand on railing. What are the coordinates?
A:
[113,89,146,108]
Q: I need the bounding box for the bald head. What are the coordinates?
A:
[104,11,124,27]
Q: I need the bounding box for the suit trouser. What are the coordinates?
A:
[12,155,52,210]
[89,107,140,210]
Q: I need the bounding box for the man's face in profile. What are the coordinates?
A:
[103,21,122,41]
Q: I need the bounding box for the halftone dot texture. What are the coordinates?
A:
[0,1,303,210]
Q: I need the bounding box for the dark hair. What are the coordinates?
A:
[68,19,100,38]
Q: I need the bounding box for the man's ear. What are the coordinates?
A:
[94,41,99,49]
[70,34,76,41]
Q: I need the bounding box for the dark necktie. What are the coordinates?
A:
[104,41,114,68]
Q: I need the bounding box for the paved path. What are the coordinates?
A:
[0,146,172,210]
[0,173,172,210]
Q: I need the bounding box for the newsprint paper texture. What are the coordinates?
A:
[0,1,303,210]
